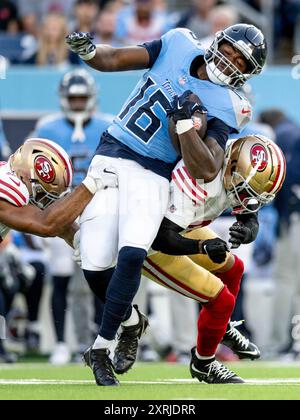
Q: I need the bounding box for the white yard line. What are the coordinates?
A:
[0,378,300,386]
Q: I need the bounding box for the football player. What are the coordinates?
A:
[0,137,117,245]
[66,24,267,386]
[33,69,113,364]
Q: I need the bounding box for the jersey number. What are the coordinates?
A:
[119,77,170,143]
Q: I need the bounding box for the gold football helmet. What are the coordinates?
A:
[223,135,286,214]
[9,138,73,209]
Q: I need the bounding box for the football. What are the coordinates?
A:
[168,93,207,155]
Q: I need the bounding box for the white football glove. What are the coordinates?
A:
[82,157,118,194]
[72,230,82,267]
[66,32,97,61]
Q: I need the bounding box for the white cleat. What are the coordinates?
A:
[49,343,71,365]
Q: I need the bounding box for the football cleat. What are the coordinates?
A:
[83,347,120,386]
[222,320,261,360]
[190,347,244,384]
[113,305,149,374]
[49,342,71,365]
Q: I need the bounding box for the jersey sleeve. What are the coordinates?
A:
[140,39,163,68]
[0,171,29,207]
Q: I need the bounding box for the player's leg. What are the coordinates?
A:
[144,253,243,383]
[101,160,169,376]
[185,227,260,360]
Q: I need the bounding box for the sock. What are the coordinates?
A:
[122,305,139,327]
[83,268,132,326]
[195,349,215,361]
[51,276,71,343]
[197,286,235,357]
[100,247,146,340]
[92,335,114,350]
[216,255,244,299]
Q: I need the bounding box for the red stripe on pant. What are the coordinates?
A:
[197,286,235,357]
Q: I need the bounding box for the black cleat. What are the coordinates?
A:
[190,347,244,384]
[83,347,120,386]
[113,305,149,374]
[222,320,261,360]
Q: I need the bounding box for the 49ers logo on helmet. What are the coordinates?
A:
[34,156,56,183]
[250,144,268,172]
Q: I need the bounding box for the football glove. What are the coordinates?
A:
[166,90,207,122]
[202,238,229,264]
[82,157,118,194]
[229,222,252,249]
[66,32,96,61]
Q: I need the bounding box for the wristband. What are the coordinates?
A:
[82,175,97,194]
[176,119,194,135]
[80,48,97,61]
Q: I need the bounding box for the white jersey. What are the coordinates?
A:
[166,159,232,231]
[0,162,30,242]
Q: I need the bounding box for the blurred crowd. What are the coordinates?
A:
[0,0,300,66]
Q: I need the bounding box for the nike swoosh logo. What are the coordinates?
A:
[10,178,21,187]
[241,108,251,114]
[103,169,116,175]
[191,364,207,375]
[237,349,260,356]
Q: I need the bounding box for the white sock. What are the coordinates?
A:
[92,335,114,350]
[195,349,215,361]
[122,306,139,327]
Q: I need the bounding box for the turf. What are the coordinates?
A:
[0,361,300,400]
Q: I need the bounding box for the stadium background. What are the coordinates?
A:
[0,0,300,396]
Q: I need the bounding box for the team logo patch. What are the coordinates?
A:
[34,156,55,183]
[250,144,268,172]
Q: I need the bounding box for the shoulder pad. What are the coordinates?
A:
[35,113,64,130]
[228,90,253,131]
[0,170,30,207]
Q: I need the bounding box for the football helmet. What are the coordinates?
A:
[205,24,267,88]
[9,138,73,209]
[59,69,97,141]
[223,135,286,214]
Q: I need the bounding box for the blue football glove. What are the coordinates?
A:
[166,90,207,122]
[66,32,96,60]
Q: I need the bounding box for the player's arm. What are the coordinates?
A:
[168,92,230,182]
[66,32,151,71]
[0,184,92,238]
[152,218,229,264]
[229,212,259,249]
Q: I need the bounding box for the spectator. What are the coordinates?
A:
[24,13,77,67]
[200,5,239,49]
[176,0,217,40]
[17,0,76,25]
[0,0,19,33]
[259,109,300,359]
[94,7,123,47]
[71,0,100,34]
[115,0,171,45]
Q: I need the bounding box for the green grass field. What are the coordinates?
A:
[0,361,300,400]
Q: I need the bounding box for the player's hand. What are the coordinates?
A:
[83,157,118,194]
[66,32,96,61]
[166,90,206,122]
[229,222,252,249]
[72,230,82,267]
[202,238,229,264]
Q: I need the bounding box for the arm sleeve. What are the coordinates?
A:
[236,212,259,244]
[139,39,162,68]
[152,218,200,255]
[206,117,231,151]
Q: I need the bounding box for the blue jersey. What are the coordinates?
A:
[108,28,252,163]
[34,113,112,186]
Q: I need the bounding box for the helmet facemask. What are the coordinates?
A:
[30,179,70,209]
